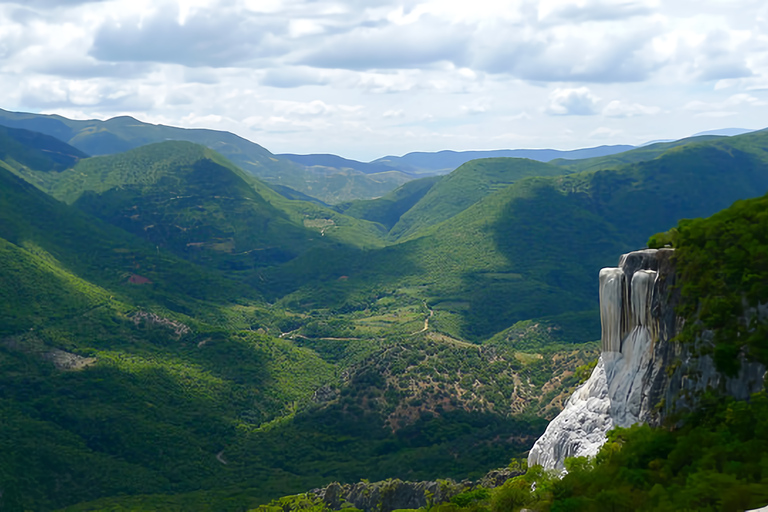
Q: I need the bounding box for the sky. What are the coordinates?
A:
[0,0,767,161]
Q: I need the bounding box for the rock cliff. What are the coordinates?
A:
[528,248,767,470]
[261,468,522,512]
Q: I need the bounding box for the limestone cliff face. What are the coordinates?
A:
[528,248,767,470]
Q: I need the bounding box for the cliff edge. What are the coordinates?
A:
[529,248,767,470]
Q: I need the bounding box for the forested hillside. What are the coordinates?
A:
[2,121,768,511]
[272,129,768,343]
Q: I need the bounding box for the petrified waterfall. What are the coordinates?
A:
[528,248,766,471]
[527,250,665,470]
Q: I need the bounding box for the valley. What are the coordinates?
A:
[1,111,768,511]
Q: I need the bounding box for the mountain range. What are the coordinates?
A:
[1,110,768,510]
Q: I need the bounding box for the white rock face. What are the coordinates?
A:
[528,259,659,470]
[528,247,766,471]
[527,356,612,469]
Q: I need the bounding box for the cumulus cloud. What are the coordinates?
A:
[698,61,753,81]
[382,109,405,118]
[17,77,154,111]
[546,87,600,115]
[0,0,766,159]
[471,15,665,83]
[298,16,471,70]
[90,4,290,67]
[537,0,657,24]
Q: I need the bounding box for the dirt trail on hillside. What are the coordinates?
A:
[411,302,433,335]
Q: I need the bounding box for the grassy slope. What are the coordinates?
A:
[387,158,573,240]
[512,190,768,512]
[0,125,88,174]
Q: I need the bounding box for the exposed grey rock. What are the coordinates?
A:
[308,466,522,512]
[41,349,97,371]
[312,385,338,403]
[130,311,191,337]
[529,248,767,470]
[479,468,521,489]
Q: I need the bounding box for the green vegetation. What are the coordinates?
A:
[274,130,768,343]
[654,192,768,374]
[331,392,768,512]
[386,158,572,240]
[3,119,768,511]
[549,134,725,173]
[0,125,87,174]
[337,176,441,230]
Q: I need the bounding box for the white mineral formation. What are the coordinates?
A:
[528,259,659,470]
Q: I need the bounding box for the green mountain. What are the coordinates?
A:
[9,139,386,274]
[492,190,768,512]
[0,125,87,174]
[240,147,768,512]
[0,109,407,204]
[5,121,768,511]
[0,131,575,511]
[273,130,768,343]
[549,134,726,173]
[384,158,572,240]
[0,159,342,508]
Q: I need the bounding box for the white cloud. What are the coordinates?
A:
[382,109,404,118]
[603,100,662,117]
[546,87,600,115]
[0,0,766,160]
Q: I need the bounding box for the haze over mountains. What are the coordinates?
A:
[1,109,768,511]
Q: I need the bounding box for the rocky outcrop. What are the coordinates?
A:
[528,248,767,470]
[297,468,522,512]
[130,311,191,337]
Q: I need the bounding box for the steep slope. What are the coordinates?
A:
[0,109,407,203]
[336,175,441,230]
[1,135,553,512]
[0,161,345,509]
[0,124,87,175]
[11,140,384,274]
[252,152,768,512]
[523,192,768,511]
[387,158,572,240]
[0,162,251,305]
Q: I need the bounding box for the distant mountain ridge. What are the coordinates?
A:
[370,145,636,174]
[278,153,406,175]
[0,108,408,203]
